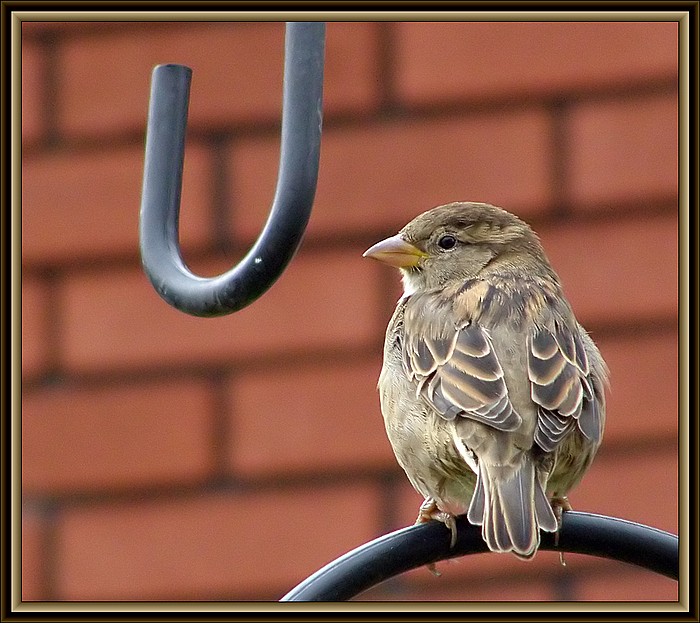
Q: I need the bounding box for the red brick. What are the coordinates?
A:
[21,277,49,377]
[22,380,215,494]
[21,143,211,263]
[58,22,379,137]
[394,475,430,527]
[360,571,554,601]
[61,249,379,372]
[231,110,554,241]
[538,213,678,326]
[395,542,666,603]
[322,21,383,114]
[569,93,678,207]
[397,556,678,602]
[21,511,45,601]
[56,485,381,599]
[22,22,114,36]
[59,23,282,136]
[21,37,43,143]
[572,446,678,534]
[395,22,678,104]
[575,559,678,601]
[228,360,393,477]
[398,551,560,601]
[596,331,678,443]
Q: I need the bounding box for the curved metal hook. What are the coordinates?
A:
[139,22,325,317]
[280,511,679,601]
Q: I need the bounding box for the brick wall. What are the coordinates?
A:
[21,20,680,602]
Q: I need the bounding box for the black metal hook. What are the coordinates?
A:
[280,511,679,601]
[139,22,326,317]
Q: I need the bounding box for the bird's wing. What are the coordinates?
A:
[402,287,522,432]
[527,322,602,452]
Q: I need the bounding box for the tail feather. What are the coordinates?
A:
[535,476,559,533]
[467,469,485,525]
[467,455,557,558]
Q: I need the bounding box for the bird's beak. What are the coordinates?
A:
[362,234,428,268]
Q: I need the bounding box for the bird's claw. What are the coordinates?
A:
[551,496,572,566]
[416,498,458,548]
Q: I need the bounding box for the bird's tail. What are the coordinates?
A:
[467,454,558,558]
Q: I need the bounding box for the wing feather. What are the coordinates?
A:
[528,324,600,452]
[403,288,522,432]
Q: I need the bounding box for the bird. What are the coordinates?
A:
[363,201,608,559]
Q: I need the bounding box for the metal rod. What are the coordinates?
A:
[280,511,679,601]
[139,22,325,316]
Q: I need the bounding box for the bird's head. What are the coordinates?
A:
[363,202,547,294]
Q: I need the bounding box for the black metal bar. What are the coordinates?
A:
[280,511,679,601]
[139,22,325,317]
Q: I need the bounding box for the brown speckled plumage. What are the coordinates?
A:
[365,202,608,558]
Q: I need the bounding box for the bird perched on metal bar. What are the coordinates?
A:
[364,202,608,560]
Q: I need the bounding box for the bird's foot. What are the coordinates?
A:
[415,498,458,576]
[415,498,458,548]
[551,496,572,531]
[550,496,572,566]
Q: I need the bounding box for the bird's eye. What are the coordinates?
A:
[437,234,457,250]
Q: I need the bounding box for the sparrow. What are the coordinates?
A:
[363,201,608,559]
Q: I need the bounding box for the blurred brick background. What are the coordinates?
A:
[21,20,679,602]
